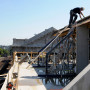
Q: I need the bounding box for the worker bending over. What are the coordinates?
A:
[68,7,85,28]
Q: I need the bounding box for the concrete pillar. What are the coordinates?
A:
[76,25,89,74]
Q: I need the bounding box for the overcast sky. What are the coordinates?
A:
[0,0,90,45]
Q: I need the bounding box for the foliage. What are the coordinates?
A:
[0,48,10,57]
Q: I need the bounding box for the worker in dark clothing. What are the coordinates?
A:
[68,7,85,28]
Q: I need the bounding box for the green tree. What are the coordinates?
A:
[3,49,9,57]
[0,48,4,57]
[0,48,10,57]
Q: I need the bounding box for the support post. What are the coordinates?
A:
[76,25,89,74]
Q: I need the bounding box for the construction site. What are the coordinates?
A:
[0,15,90,90]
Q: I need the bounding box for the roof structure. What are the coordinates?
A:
[25,27,57,45]
[54,15,90,37]
[12,27,57,47]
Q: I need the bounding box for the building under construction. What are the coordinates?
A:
[1,15,90,90]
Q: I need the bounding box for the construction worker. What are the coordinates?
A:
[68,7,85,28]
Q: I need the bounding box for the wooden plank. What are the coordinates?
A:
[87,22,90,28]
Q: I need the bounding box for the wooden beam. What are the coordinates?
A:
[53,18,90,37]
[87,22,90,28]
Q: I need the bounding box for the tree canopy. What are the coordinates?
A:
[0,48,9,57]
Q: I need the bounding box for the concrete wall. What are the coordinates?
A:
[63,24,90,90]
[63,64,90,90]
[76,25,89,74]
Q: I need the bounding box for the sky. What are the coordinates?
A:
[0,0,90,45]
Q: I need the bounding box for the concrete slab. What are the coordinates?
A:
[17,62,46,90]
